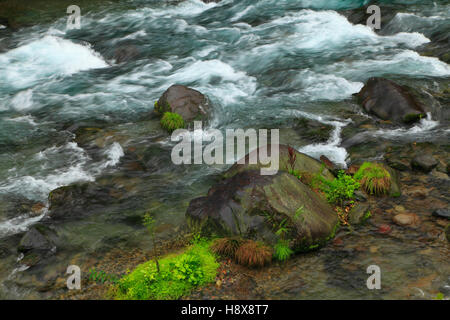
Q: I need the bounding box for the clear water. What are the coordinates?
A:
[0,0,448,299]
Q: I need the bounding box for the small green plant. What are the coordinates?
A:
[88,268,120,284]
[286,146,302,180]
[115,240,218,300]
[160,112,185,133]
[354,162,391,196]
[320,170,360,206]
[433,292,444,300]
[273,240,293,262]
[143,212,160,273]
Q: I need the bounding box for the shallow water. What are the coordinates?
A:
[0,0,449,299]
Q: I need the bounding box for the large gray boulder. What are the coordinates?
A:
[186,170,339,252]
[356,77,426,124]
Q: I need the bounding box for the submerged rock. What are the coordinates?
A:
[433,208,450,220]
[392,213,420,227]
[18,225,56,254]
[155,85,210,123]
[48,183,118,221]
[356,77,426,124]
[411,154,438,173]
[348,203,371,225]
[186,170,339,252]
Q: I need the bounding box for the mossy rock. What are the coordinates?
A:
[155,85,209,123]
[348,203,371,225]
[186,170,339,252]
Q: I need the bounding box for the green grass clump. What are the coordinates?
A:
[320,170,360,206]
[354,162,391,196]
[160,112,185,133]
[273,240,293,262]
[114,240,218,300]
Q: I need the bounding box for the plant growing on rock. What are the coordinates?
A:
[286,146,302,179]
[320,170,360,206]
[210,237,244,258]
[234,240,273,268]
[273,240,293,262]
[160,112,185,133]
[354,162,391,196]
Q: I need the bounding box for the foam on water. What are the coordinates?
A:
[0,35,108,90]
[167,59,257,105]
[100,142,125,169]
[10,89,34,111]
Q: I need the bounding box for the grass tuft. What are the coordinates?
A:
[234,240,273,268]
[354,162,391,196]
[160,112,185,133]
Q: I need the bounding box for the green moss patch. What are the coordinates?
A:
[160,112,185,133]
[113,240,219,300]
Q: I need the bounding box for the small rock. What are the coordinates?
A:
[353,190,367,202]
[393,213,420,227]
[394,205,406,213]
[216,280,222,287]
[411,154,438,173]
[432,208,450,220]
[348,203,371,225]
[30,202,46,217]
[378,224,392,234]
[346,164,359,175]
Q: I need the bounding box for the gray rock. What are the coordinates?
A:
[18,224,57,254]
[356,77,426,124]
[433,208,450,220]
[411,154,438,173]
[348,203,371,225]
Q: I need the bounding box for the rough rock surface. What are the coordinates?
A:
[356,77,426,124]
[186,170,339,251]
[155,84,209,122]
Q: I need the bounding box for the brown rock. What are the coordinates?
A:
[393,213,420,227]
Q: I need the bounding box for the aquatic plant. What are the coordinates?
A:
[354,162,391,196]
[114,240,218,300]
[210,237,244,258]
[234,240,273,268]
[273,240,293,262]
[160,112,185,133]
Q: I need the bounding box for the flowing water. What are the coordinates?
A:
[0,0,449,299]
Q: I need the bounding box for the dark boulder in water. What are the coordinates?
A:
[186,170,339,252]
[18,224,57,254]
[411,154,438,173]
[155,85,210,123]
[356,77,426,124]
[48,183,118,221]
[113,45,140,64]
